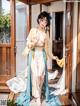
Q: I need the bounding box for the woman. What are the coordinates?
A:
[22,11,58,105]
[7,11,62,106]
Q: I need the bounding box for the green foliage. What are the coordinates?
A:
[7,100,17,106]
[0,14,10,43]
[0,14,10,33]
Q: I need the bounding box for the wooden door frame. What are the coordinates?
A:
[65,2,74,95]
[26,4,32,33]
[10,0,16,77]
[76,2,80,92]
[0,0,16,92]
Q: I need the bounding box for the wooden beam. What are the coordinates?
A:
[19,0,61,5]
[42,3,51,6]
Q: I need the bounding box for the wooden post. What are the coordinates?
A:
[27,4,32,34]
[40,4,42,12]
[76,2,80,92]
[10,0,16,76]
[65,2,74,95]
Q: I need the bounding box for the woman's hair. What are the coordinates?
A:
[37,11,51,27]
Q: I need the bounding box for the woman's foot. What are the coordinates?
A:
[36,97,42,106]
[30,96,36,102]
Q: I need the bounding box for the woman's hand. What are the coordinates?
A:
[29,38,37,49]
[22,47,30,57]
[53,56,59,60]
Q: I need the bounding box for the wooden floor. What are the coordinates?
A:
[59,94,74,106]
[72,92,80,106]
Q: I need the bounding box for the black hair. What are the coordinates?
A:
[37,11,51,27]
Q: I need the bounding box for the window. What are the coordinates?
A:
[0,0,10,43]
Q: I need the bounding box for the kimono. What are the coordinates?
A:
[6,28,62,106]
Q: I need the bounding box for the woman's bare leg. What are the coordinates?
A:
[36,74,44,106]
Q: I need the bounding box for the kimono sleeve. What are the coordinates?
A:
[44,32,56,60]
[26,28,33,47]
[22,28,34,56]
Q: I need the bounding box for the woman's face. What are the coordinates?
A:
[39,17,48,29]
